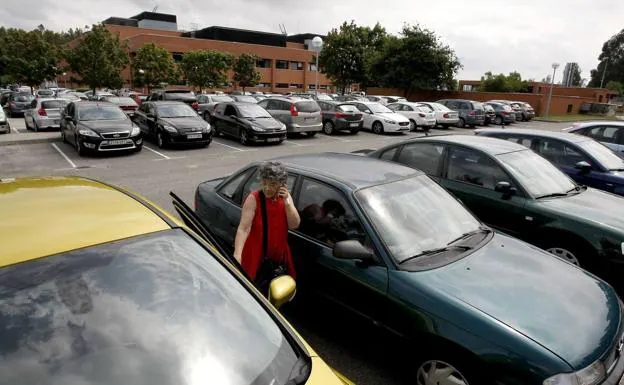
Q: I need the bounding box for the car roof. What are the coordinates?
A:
[151,100,189,105]
[73,101,116,107]
[404,134,529,156]
[0,177,172,267]
[572,121,624,128]
[475,128,591,143]
[271,152,422,189]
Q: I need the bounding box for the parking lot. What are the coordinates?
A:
[0,117,571,384]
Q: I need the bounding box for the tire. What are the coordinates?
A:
[541,237,595,268]
[323,120,335,135]
[203,111,210,121]
[75,136,84,156]
[409,119,417,132]
[239,129,249,146]
[24,118,30,130]
[350,128,359,135]
[157,131,166,149]
[416,359,473,385]
[494,116,503,125]
[372,121,384,135]
[33,121,39,133]
[61,129,66,143]
[457,118,465,128]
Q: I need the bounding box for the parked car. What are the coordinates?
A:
[476,128,624,196]
[0,90,12,107]
[35,89,55,98]
[386,102,436,132]
[24,98,70,132]
[317,101,363,135]
[564,121,624,154]
[511,101,535,121]
[211,102,286,145]
[489,99,523,120]
[485,102,516,124]
[0,176,353,385]
[350,101,410,134]
[257,97,323,137]
[194,153,624,385]
[436,99,485,127]
[230,94,259,104]
[310,93,334,101]
[101,96,139,116]
[381,96,407,104]
[418,102,460,128]
[132,101,212,149]
[148,89,199,111]
[365,95,389,105]
[5,91,35,116]
[367,135,624,292]
[60,101,142,155]
[84,90,114,101]
[483,104,496,125]
[333,95,368,102]
[0,107,10,134]
[197,94,236,120]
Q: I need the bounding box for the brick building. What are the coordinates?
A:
[63,11,336,94]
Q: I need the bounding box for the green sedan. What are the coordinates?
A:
[367,135,624,293]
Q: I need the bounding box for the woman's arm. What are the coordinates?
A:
[233,194,256,263]
[283,194,301,230]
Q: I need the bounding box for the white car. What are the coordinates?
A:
[418,102,460,128]
[386,102,436,131]
[366,95,389,105]
[351,101,410,134]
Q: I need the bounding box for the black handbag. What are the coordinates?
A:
[254,190,288,295]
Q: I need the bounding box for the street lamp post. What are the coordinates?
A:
[62,72,67,89]
[600,56,610,89]
[311,36,323,96]
[545,63,560,118]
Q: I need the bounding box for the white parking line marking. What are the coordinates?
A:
[51,143,77,168]
[143,145,171,159]
[212,140,246,152]
[323,135,351,142]
[284,140,303,147]
[10,124,20,133]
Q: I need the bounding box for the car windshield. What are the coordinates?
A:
[497,149,577,197]
[78,106,127,121]
[368,103,393,113]
[14,93,34,102]
[157,104,197,118]
[338,104,359,113]
[213,96,234,103]
[356,175,482,263]
[238,104,273,118]
[316,94,333,101]
[0,229,299,385]
[418,104,434,112]
[578,140,624,171]
[235,96,258,103]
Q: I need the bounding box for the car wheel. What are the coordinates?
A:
[75,136,84,156]
[61,129,66,143]
[494,116,503,125]
[409,119,417,132]
[33,121,39,133]
[203,111,210,121]
[323,120,335,135]
[157,131,166,149]
[416,360,471,385]
[24,118,30,130]
[350,128,360,135]
[239,130,249,146]
[457,118,465,128]
[372,121,384,135]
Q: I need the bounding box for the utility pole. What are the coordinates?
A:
[545,63,560,118]
[600,56,610,89]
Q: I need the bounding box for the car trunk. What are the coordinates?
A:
[40,100,67,121]
[292,101,321,126]
[471,102,486,119]
[336,105,362,122]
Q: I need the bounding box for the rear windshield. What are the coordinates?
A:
[105,97,137,105]
[41,100,69,109]
[418,104,434,112]
[213,96,234,103]
[14,94,34,102]
[503,105,513,112]
[471,102,485,110]
[235,96,258,103]
[338,104,359,113]
[316,94,333,101]
[38,90,54,95]
[165,90,194,95]
[296,101,321,113]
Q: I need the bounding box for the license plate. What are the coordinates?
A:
[267,137,281,142]
[187,134,202,139]
[104,139,131,145]
[350,122,359,127]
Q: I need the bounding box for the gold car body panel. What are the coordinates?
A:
[0,176,169,267]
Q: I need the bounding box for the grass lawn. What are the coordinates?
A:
[534,114,622,122]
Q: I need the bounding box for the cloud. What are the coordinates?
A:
[1,0,623,82]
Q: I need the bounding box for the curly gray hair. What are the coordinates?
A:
[259,161,288,185]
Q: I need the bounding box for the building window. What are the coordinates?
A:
[309,63,318,72]
[256,58,272,68]
[172,53,184,63]
[289,61,304,71]
[319,85,328,90]
[276,83,289,88]
[257,82,271,88]
[290,83,303,89]
[276,60,288,70]
[462,84,473,91]
[308,84,316,90]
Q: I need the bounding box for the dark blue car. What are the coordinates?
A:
[475,128,624,196]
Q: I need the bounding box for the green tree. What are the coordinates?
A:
[0,28,61,92]
[180,50,233,92]
[606,80,623,95]
[66,24,129,95]
[571,66,582,86]
[480,71,529,92]
[369,24,461,95]
[589,29,624,87]
[132,43,176,93]
[232,53,260,93]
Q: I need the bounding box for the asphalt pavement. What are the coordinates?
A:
[0,117,572,384]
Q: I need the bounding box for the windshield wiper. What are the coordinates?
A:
[446,227,491,246]
[285,356,311,385]
[399,245,471,265]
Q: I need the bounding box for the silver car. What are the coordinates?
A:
[257,97,323,136]
[24,98,71,131]
[0,108,10,134]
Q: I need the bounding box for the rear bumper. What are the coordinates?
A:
[335,120,363,131]
[288,123,322,133]
[438,117,460,125]
[35,117,62,129]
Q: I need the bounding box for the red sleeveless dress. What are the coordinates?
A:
[241,191,296,281]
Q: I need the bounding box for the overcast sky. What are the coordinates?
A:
[2,0,622,82]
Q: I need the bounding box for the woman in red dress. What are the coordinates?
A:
[233,161,300,293]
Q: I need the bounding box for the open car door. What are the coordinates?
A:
[170,191,249,279]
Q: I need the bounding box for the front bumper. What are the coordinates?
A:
[248,131,287,143]
[288,123,323,133]
[0,120,9,133]
[384,122,411,132]
[166,131,213,145]
[80,135,143,152]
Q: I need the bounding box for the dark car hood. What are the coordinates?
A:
[159,117,204,132]
[538,187,624,231]
[417,233,620,369]
[80,119,133,133]
[245,117,283,130]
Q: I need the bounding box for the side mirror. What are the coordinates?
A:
[268,275,296,309]
[495,181,517,199]
[333,240,376,263]
[575,161,592,174]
